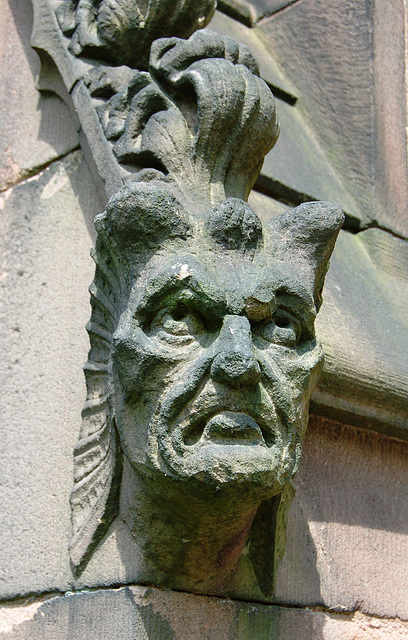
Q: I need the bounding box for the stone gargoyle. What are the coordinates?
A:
[33,4,344,597]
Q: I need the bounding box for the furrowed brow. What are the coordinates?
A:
[134,263,225,321]
[276,291,316,328]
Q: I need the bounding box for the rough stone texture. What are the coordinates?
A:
[209,10,297,98]
[70,186,342,592]
[218,0,301,27]
[314,228,408,439]
[1,1,408,632]
[255,0,408,238]
[0,150,102,600]
[0,0,78,191]
[372,0,408,239]
[209,11,360,223]
[0,149,407,612]
[260,97,359,217]
[57,0,216,69]
[1,586,408,639]
[275,416,408,619]
[33,3,337,596]
[256,0,376,225]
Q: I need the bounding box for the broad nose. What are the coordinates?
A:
[211,315,261,388]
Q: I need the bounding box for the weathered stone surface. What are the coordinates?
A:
[57,0,216,69]
[260,97,359,220]
[209,10,361,224]
[34,1,340,594]
[255,0,408,239]
[2,237,408,622]
[1,156,407,614]
[245,201,408,440]
[314,228,408,439]
[256,0,376,225]
[218,1,301,27]
[275,416,408,619]
[209,10,297,99]
[1,150,407,612]
[0,150,101,600]
[247,190,289,220]
[2,0,406,623]
[0,0,78,191]
[1,585,408,639]
[70,174,343,592]
[372,0,408,239]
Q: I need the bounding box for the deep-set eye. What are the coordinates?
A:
[254,309,300,347]
[148,304,208,344]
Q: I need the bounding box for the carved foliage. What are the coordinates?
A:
[57,0,216,68]
[85,29,279,208]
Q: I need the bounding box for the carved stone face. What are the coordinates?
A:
[69,191,343,575]
[110,246,323,501]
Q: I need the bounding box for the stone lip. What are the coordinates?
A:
[186,410,274,448]
[172,389,282,455]
[203,411,264,444]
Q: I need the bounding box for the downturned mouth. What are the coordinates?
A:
[183,411,275,447]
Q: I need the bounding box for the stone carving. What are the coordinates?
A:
[57,0,216,68]
[31,0,344,596]
[80,28,278,202]
[71,177,343,592]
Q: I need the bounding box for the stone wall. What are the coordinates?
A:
[1,0,408,638]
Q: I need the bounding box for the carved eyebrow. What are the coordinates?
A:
[276,288,316,316]
[134,263,225,322]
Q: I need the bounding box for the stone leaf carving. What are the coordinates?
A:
[83,29,279,208]
[57,0,217,68]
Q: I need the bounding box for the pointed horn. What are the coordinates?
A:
[268,201,345,309]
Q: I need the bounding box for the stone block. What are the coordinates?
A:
[1,154,407,620]
[0,150,102,600]
[255,0,376,225]
[0,0,78,191]
[254,0,408,239]
[209,11,360,225]
[1,586,407,639]
[314,228,408,439]
[275,416,408,619]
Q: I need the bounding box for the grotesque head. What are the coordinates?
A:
[67,28,344,590]
[70,182,344,583]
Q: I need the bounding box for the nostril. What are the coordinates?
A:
[211,352,261,388]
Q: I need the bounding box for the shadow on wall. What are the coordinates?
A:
[5,0,79,175]
[6,0,39,78]
[274,490,324,607]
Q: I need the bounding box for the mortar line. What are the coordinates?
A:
[0,145,80,194]
[0,581,407,623]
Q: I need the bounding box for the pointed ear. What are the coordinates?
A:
[267,202,344,309]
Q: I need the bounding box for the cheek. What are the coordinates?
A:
[260,342,323,388]
[283,344,324,392]
[110,327,196,400]
[110,330,163,398]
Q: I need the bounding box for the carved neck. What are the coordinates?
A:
[119,457,259,593]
